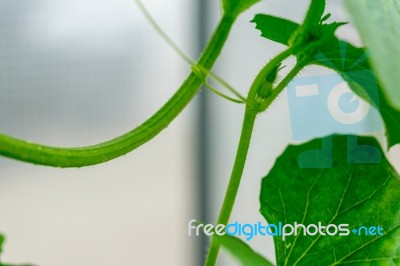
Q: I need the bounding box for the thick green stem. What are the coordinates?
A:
[205,105,258,266]
[0,15,235,167]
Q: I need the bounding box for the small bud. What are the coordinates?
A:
[257,63,284,99]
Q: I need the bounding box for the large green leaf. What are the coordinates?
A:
[313,39,400,148]
[252,14,400,148]
[345,0,400,110]
[260,135,400,265]
[215,234,274,266]
[222,0,260,18]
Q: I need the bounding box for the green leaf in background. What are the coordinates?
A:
[260,135,400,265]
[252,14,400,148]
[251,15,299,46]
[0,234,34,266]
[222,0,260,18]
[215,234,274,266]
[345,0,400,110]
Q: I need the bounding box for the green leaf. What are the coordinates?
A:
[252,15,299,45]
[302,0,326,30]
[222,0,260,18]
[313,39,400,148]
[252,0,341,59]
[260,135,400,266]
[251,14,299,46]
[345,0,400,110]
[214,234,274,266]
[253,14,400,148]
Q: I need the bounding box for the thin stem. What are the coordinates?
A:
[202,81,245,104]
[191,65,245,104]
[134,0,192,63]
[0,15,236,167]
[208,71,247,102]
[135,0,246,102]
[204,52,304,266]
[205,105,258,266]
[263,61,306,108]
[247,49,293,102]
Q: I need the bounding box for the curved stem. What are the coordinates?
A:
[0,15,235,167]
[200,80,246,104]
[193,64,247,102]
[135,0,246,102]
[135,0,193,63]
[247,49,293,105]
[263,61,306,109]
[191,65,246,104]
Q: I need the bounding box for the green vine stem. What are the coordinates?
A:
[264,60,307,108]
[135,0,246,103]
[0,15,235,167]
[205,105,258,266]
[205,49,302,266]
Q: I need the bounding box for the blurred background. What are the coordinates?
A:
[0,0,399,266]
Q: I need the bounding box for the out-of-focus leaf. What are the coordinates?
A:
[0,234,35,266]
[260,135,400,265]
[215,234,274,266]
[345,0,400,110]
[0,234,4,256]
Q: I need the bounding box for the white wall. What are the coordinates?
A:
[0,1,197,265]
